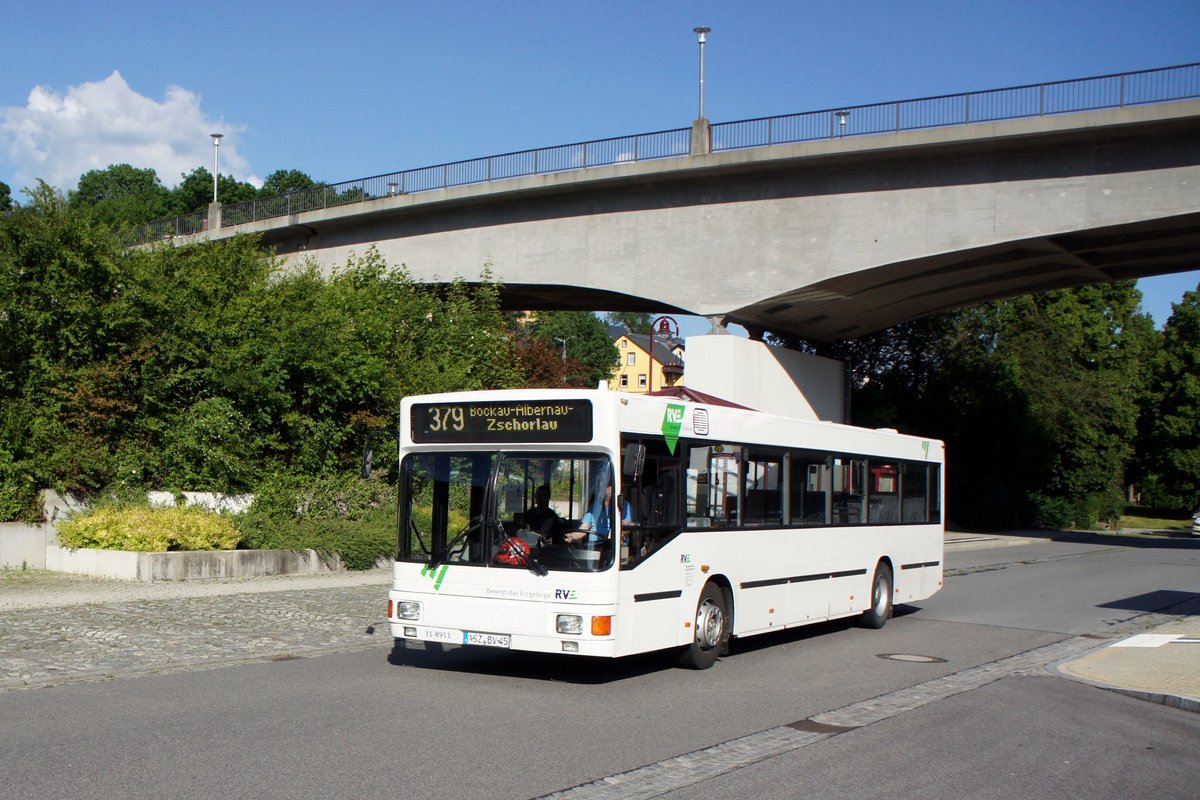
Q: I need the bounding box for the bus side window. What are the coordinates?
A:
[831,457,866,525]
[742,451,782,527]
[789,452,829,526]
[684,443,740,529]
[868,460,899,524]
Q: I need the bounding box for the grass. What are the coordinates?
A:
[0,565,51,583]
[1119,514,1193,530]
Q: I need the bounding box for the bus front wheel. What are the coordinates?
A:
[677,582,729,670]
[858,561,893,629]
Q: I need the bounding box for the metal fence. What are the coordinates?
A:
[212,127,691,231]
[711,62,1200,150]
[131,62,1200,246]
[125,210,207,245]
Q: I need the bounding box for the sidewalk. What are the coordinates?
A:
[943,530,1200,711]
[1057,614,1200,712]
[1,534,1197,712]
[0,567,394,691]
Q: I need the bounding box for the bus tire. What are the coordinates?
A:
[858,561,893,629]
[677,582,728,670]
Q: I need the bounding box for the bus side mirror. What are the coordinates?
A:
[622,443,645,481]
[361,442,375,479]
[361,429,395,479]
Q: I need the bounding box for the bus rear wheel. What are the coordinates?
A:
[677,582,728,670]
[858,561,893,629]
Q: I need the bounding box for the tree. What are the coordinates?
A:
[528,311,618,388]
[605,311,653,334]
[69,164,172,228]
[1135,284,1200,510]
[0,189,525,512]
[514,333,579,387]
[0,182,140,502]
[259,169,318,196]
[168,167,258,215]
[820,282,1155,530]
[0,181,12,211]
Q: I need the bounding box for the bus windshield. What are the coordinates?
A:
[399,451,617,573]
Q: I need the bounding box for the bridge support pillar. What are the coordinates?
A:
[690,118,711,156]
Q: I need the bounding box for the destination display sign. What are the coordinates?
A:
[410,400,593,443]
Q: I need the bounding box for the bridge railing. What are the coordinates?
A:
[125,210,208,245]
[711,62,1200,150]
[131,62,1199,246]
[213,127,691,233]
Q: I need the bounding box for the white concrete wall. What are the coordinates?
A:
[0,523,49,569]
[44,546,344,581]
[684,335,845,422]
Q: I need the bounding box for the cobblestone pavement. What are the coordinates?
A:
[0,569,392,691]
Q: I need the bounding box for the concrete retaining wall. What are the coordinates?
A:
[0,523,50,570]
[44,546,344,582]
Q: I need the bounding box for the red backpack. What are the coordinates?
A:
[495,536,530,566]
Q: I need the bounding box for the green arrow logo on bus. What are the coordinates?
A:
[421,563,448,591]
[662,403,685,454]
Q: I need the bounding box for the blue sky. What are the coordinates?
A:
[2,0,1197,336]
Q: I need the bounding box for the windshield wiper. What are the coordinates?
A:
[525,551,548,577]
[426,517,481,571]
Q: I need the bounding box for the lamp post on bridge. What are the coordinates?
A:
[210,133,224,202]
[690,26,712,156]
[207,133,225,233]
[692,27,711,120]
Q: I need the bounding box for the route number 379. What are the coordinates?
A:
[427,405,465,432]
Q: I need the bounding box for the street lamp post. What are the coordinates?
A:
[692,27,711,120]
[554,336,572,384]
[649,315,679,394]
[210,133,224,202]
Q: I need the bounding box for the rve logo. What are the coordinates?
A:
[555,588,578,600]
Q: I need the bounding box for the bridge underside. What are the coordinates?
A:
[466,209,1200,341]
[732,211,1200,341]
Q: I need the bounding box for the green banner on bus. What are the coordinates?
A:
[662,403,685,454]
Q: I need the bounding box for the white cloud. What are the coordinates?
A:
[0,71,259,191]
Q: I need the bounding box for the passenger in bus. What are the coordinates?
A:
[523,485,561,538]
[569,485,632,544]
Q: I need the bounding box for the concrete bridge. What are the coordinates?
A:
[174,71,1200,342]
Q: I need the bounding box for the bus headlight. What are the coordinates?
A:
[396,601,422,620]
[556,614,583,635]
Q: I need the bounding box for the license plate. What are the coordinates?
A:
[463,631,510,648]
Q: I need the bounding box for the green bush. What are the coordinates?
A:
[240,511,395,570]
[1032,489,1124,530]
[58,505,241,552]
[161,398,261,491]
[237,473,397,569]
[1032,493,1073,530]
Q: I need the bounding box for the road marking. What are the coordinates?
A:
[1111,634,1184,648]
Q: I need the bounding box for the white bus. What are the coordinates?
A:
[386,387,944,669]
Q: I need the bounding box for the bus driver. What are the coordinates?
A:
[567,484,632,544]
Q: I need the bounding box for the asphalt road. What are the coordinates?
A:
[2,532,1198,799]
